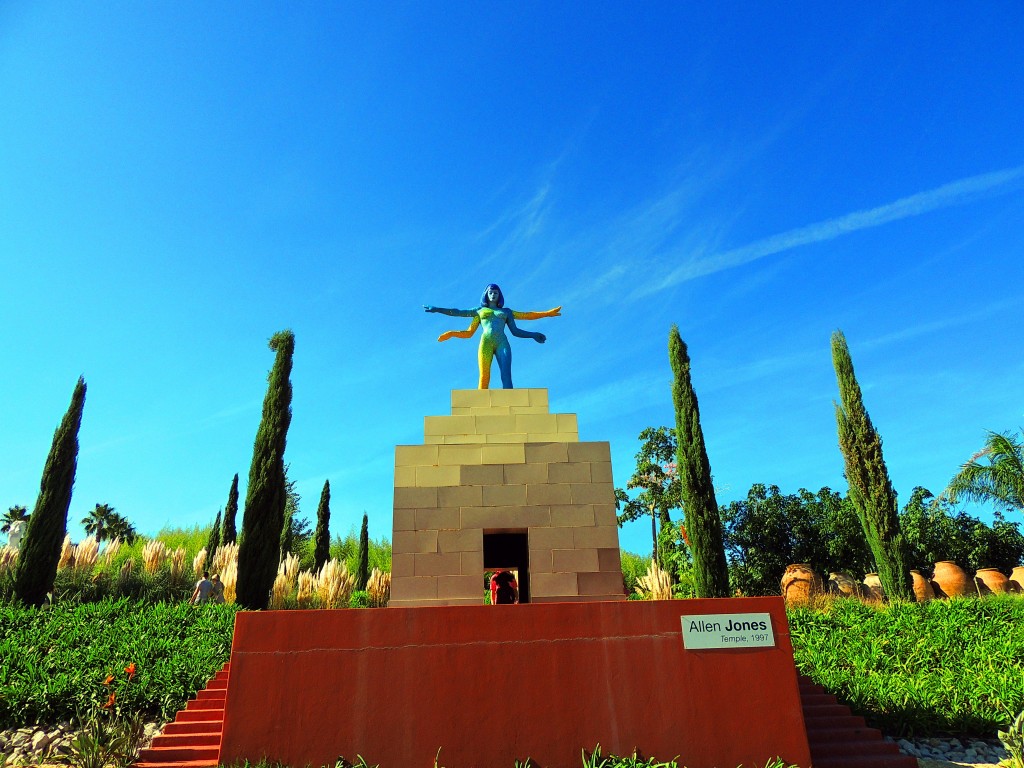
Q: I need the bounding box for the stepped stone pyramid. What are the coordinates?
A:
[390,388,625,607]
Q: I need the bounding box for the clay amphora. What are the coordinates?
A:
[931,561,970,598]
[862,572,885,601]
[781,564,822,605]
[910,569,934,602]
[1009,566,1024,594]
[974,568,1010,595]
[828,571,870,599]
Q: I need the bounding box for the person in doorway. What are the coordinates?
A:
[190,571,214,605]
[490,570,519,605]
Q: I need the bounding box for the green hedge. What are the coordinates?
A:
[0,599,237,728]
[788,594,1024,737]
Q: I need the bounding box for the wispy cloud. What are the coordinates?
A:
[634,164,1024,297]
[860,297,1024,351]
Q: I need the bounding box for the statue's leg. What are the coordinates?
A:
[478,340,494,389]
[496,344,513,389]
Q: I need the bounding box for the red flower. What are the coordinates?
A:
[125,662,137,679]
[103,674,115,686]
[102,692,116,709]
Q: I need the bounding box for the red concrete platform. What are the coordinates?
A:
[219,597,812,768]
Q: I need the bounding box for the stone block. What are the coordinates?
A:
[393,530,438,555]
[528,433,575,443]
[481,444,526,464]
[437,574,481,599]
[414,552,463,577]
[487,389,532,407]
[469,405,512,415]
[508,405,549,414]
[529,549,553,573]
[461,550,484,574]
[395,445,439,467]
[390,576,437,601]
[415,507,461,530]
[391,553,414,578]
[415,465,461,487]
[437,445,483,466]
[528,526,574,550]
[531,571,578,596]
[438,528,483,553]
[425,415,477,436]
[515,413,559,434]
[556,414,578,434]
[593,503,618,527]
[451,389,492,408]
[570,482,615,505]
[462,505,550,529]
[552,548,600,573]
[424,435,443,444]
[393,466,417,487]
[578,571,626,596]
[573,526,620,549]
[392,509,416,531]
[482,484,528,507]
[526,484,572,506]
[567,442,610,462]
[439,434,481,444]
[394,486,438,509]
[528,389,549,407]
[590,461,614,484]
[461,464,504,486]
[524,442,569,464]
[550,504,595,527]
[597,547,622,573]
[476,414,519,434]
[438,485,483,508]
[504,463,549,485]
[547,462,591,484]
[485,432,528,443]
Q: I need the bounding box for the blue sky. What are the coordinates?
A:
[2,3,1022,556]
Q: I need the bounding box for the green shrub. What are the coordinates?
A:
[349,590,370,608]
[788,594,1024,737]
[0,597,237,729]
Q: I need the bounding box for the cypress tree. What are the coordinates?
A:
[222,474,239,544]
[356,513,369,590]
[280,502,294,560]
[14,377,86,607]
[669,327,730,598]
[236,330,295,610]
[205,510,222,567]
[313,480,331,573]
[831,330,913,601]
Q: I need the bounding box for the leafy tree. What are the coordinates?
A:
[669,326,730,597]
[943,430,1024,514]
[236,330,295,611]
[356,513,369,591]
[222,474,239,544]
[205,510,222,566]
[614,426,680,566]
[313,480,331,573]
[104,511,138,544]
[15,377,86,607]
[831,330,913,601]
[721,484,873,596]
[2,506,29,535]
[279,467,311,560]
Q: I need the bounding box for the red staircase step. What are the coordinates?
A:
[194,688,226,702]
[149,733,221,748]
[174,708,224,723]
[183,698,225,711]
[137,746,219,763]
[162,721,222,736]
[805,725,886,743]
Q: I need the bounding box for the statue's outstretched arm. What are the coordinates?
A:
[506,315,546,343]
[438,316,480,342]
[513,306,561,321]
[424,305,478,318]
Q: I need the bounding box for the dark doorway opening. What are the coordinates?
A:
[483,531,530,604]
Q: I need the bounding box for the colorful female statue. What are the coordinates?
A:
[424,284,560,389]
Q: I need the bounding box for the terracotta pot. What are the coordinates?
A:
[974,568,1010,595]
[781,564,822,605]
[1009,566,1024,594]
[862,572,885,601]
[910,570,934,602]
[828,571,870,600]
[931,561,970,598]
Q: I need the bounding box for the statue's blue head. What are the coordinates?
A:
[481,283,505,308]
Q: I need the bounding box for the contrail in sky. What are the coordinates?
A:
[637,164,1024,296]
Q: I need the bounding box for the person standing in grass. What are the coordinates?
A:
[190,571,213,604]
[210,573,225,604]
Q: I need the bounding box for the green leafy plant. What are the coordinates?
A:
[66,663,145,768]
[998,709,1024,768]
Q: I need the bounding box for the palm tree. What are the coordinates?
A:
[944,430,1024,513]
[105,512,138,544]
[81,503,117,541]
[2,506,29,535]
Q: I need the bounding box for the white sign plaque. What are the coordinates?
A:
[680,612,776,650]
